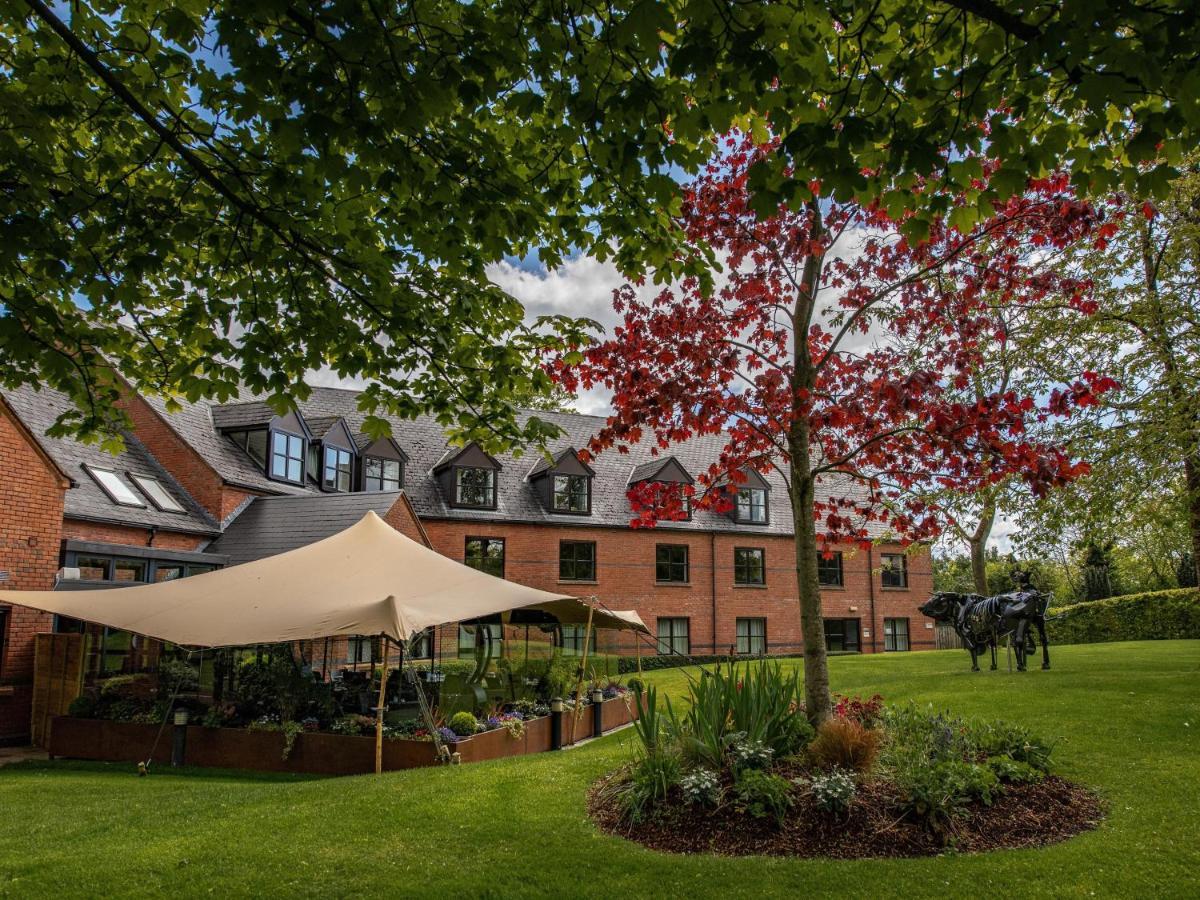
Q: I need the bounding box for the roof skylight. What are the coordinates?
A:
[130,473,185,513]
[83,465,145,508]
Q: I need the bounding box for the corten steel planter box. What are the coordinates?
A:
[46,696,640,776]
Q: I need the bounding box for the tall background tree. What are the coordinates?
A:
[3,1,1198,451]
[1019,158,1200,588]
[555,137,1110,722]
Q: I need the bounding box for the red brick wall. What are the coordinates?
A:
[0,405,67,742]
[61,520,208,552]
[117,390,243,520]
[420,520,934,658]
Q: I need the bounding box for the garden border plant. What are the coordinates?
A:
[590,661,1104,858]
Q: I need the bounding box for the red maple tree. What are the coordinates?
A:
[552,135,1116,722]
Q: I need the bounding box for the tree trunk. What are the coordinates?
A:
[969,499,996,596]
[1187,458,1200,588]
[790,433,831,726]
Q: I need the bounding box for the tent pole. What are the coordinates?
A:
[375,635,390,776]
[568,603,595,745]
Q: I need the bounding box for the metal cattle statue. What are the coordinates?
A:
[919,574,1052,672]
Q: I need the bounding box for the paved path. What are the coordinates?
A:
[0,746,48,767]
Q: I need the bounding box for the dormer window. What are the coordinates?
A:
[728,468,771,525]
[434,443,502,510]
[736,487,768,524]
[552,475,589,513]
[627,456,693,520]
[270,431,305,483]
[528,447,595,516]
[456,467,495,507]
[358,435,408,492]
[364,457,402,491]
[323,446,353,492]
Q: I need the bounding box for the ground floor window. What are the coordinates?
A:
[346,635,375,665]
[656,617,690,655]
[458,623,503,659]
[824,618,861,653]
[735,617,766,655]
[884,617,910,652]
[408,627,433,659]
[560,624,597,655]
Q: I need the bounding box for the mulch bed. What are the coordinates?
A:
[588,765,1104,859]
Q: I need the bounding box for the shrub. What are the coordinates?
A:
[733,769,794,825]
[972,721,1054,772]
[157,658,199,699]
[986,754,1044,784]
[833,694,884,728]
[895,759,999,836]
[98,674,154,700]
[447,711,480,738]
[1047,588,1199,645]
[626,677,644,696]
[618,653,804,673]
[808,768,856,814]
[880,704,975,766]
[67,694,98,718]
[809,717,882,773]
[680,768,722,807]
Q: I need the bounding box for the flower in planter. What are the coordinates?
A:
[437,726,458,744]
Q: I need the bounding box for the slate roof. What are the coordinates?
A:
[1,386,220,535]
[209,400,277,431]
[207,491,407,565]
[304,415,344,439]
[206,386,884,539]
[526,447,590,479]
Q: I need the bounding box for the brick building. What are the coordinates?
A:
[0,383,933,743]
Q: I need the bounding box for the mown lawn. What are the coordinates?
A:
[0,641,1196,899]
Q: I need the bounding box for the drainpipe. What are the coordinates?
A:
[710,532,718,656]
[866,544,878,654]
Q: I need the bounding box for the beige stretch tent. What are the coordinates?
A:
[0,511,646,647]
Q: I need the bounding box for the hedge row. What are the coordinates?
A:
[616,652,810,673]
[1046,588,1200,645]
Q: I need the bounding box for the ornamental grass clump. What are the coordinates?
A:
[808,717,882,773]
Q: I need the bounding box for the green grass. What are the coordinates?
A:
[1,641,1197,898]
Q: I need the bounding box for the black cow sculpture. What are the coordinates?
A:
[919,574,1052,672]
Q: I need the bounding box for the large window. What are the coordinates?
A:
[458,623,503,658]
[736,487,768,524]
[884,618,911,652]
[656,617,690,655]
[323,446,353,492]
[270,431,304,483]
[733,547,765,585]
[364,457,402,492]
[552,474,590,513]
[817,551,844,587]
[561,624,597,655]
[824,618,861,653]
[736,617,767,655]
[655,544,689,583]
[559,541,596,581]
[881,553,908,588]
[455,467,496,507]
[465,537,505,578]
[346,635,374,664]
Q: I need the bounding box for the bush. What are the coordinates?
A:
[157,658,199,699]
[447,711,480,738]
[67,694,98,718]
[808,768,856,814]
[986,754,1044,784]
[618,653,803,674]
[972,720,1054,772]
[809,717,882,773]
[832,694,884,728]
[733,770,793,825]
[616,753,682,824]
[725,733,774,771]
[1047,588,1199,645]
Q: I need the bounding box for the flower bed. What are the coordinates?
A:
[47,693,641,776]
[588,663,1103,858]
